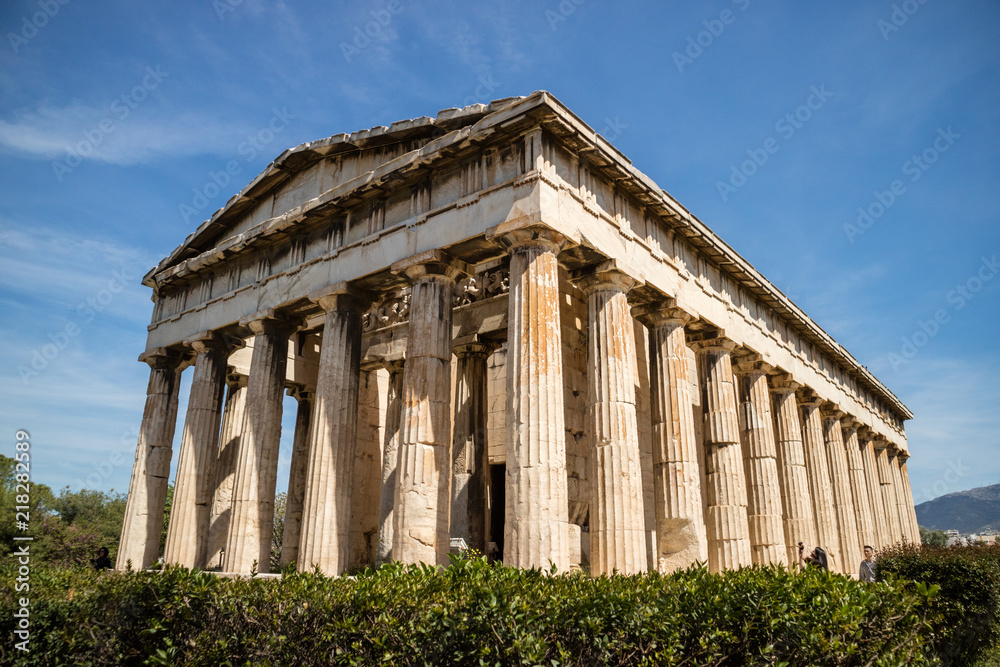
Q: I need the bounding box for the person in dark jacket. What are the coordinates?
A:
[90,547,112,571]
[798,542,829,570]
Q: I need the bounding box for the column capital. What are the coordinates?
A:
[768,372,800,395]
[570,259,642,295]
[182,330,242,355]
[239,308,302,336]
[225,369,249,389]
[138,347,184,370]
[821,402,845,422]
[872,436,890,451]
[452,334,498,358]
[485,222,573,255]
[688,332,737,354]
[391,249,470,284]
[308,282,375,314]
[731,351,774,376]
[285,383,314,403]
[796,387,824,408]
[840,415,860,435]
[632,298,692,328]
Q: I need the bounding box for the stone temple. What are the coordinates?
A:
[117,91,919,577]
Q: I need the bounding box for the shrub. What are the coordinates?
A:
[878,543,1000,666]
[0,557,936,666]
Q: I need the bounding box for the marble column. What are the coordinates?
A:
[493,227,570,571]
[164,335,230,568]
[577,265,647,575]
[691,334,752,572]
[898,454,921,543]
[224,313,295,574]
[376,360,405,564]
[842,419,877,550]
[875,440,903,545]
[451,337,493,555]
[733,355,786,566]
[297,288,368,574]
[117,349,183,570]
[635,303,707,572]
[859,429,890,549]
[822,406,861,574]
[799,395,841,570]
[769,376,816,566]
[391,251,466,566]
[889,449,913,543]
[206,372,247,569]
[280,386,313,568]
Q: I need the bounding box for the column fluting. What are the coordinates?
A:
[769,376,816,566]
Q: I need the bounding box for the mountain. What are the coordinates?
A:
[915,483,1000,534]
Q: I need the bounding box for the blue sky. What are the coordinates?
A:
[1,0,997,507]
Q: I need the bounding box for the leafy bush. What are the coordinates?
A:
[1,557,935,666]
[878,542,1000,666]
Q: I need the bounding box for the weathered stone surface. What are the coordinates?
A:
[224,314,296,574]
[898,456,921,544]
[691,336,752,572]
[577,266,647,575]
[117,351,183,570]
[769,376,816,566]
[451,338,493,555]
[494,227,570,572]
[733,357,786,566]
[392,252,466,567]
[822,406,861,575]
[297,289,368,574]
[859,429,890,549]
[376,360,404,564]
[842,419,877,551]
[875,440,904,546]
[636,304,707,572]
[889,449,914,544]
[164,336,230,568]
[206,372,247,569]
[799,396,842,571]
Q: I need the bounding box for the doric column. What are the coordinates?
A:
[376,359,405,564]
[822,405,861,574]
[206,371,247,569]
[799,394,841,569]
[297,287,369,574]
[889,448,913,543]
[575,264,647,575]
[842,419,876,550]
[859,429,889,549]
[898,454,921,543]
[492,226,571,571]
[769,375,815,566]
[280,386,313,568]
[875,439,903,545]
[732,355,786,566]
[634,303,707,572]
[451,336,494,555]
[164,334,231,568]
[690,334,752,572]
[117,349,183,570]
[391,251,467,566]
[224,312,296,574]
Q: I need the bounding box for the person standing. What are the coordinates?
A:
[859,545,877,582]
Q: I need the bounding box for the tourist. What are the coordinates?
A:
[90,547,112,571]
[798,542,829,570]
[859,545,877,582]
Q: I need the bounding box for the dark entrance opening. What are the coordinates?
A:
[489,463,505,563]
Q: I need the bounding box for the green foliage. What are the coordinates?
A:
[0,558,935,666]
[879,542,1000,666]
[0,454,56,558]
[920,525,949,547]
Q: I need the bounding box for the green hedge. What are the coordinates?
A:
[1,557,935,666]
[878,543,1000,666]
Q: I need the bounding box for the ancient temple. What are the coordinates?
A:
[117,91,919,577]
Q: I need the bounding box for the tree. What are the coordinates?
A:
[0,454,55,557]
[919,525,948,547]
[271,491,286,572]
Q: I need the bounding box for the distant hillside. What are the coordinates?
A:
[915,483,1000,533]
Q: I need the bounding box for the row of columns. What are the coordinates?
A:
[118,226,920,576]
